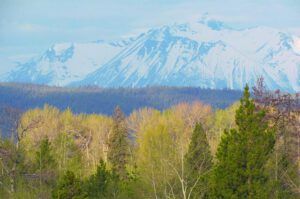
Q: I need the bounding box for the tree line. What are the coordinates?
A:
[0,81,299,198]
[0,83,241,117]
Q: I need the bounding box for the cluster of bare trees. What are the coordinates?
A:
[253,77,300,194]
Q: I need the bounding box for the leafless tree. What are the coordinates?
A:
[253,77,300,195]
[0,105,43,194]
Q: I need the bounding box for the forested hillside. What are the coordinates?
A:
[0,83,299,198]
[0,83,241,115]
[1,1,299,198]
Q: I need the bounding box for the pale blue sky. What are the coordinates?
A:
[0,0,300,71]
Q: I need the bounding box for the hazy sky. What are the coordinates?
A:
[0,0,300,71]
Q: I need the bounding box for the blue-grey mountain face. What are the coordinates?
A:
[1,17,300,92]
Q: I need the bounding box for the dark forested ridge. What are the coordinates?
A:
[0,83,241,115]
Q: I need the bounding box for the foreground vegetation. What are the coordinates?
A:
[0,83,299,198]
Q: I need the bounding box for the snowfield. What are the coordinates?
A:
[2,17,299,92]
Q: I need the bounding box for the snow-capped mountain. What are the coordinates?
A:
[1,39,134,85]
[2,16,300,92]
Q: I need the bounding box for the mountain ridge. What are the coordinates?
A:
[1,16,299,92]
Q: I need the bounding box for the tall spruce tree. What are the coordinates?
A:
[210,85,275,198]
[52,171,85,199]
[185,123,212,198]
[84,160,111,198]
[107,106,129,180]
[35,137,57,187]
[35,137,56,171]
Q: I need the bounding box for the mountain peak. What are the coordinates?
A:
[43,43,75,63]
[1,19,299,92]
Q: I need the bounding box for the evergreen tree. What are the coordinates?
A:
[107,106,129,180]
[36,137,56,171]
[210,85,275,198]
[185,123,212,198]
[52,171,85,199]
[85,160,111,198]
[84,160,138,199]
[35,137,57,196]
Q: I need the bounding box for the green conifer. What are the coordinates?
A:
[85,160,111,198]
[36,137,56,170]
[185,123,212,197]
[107,106,129,180]
[210,85,275,198]
[52,171,85,199]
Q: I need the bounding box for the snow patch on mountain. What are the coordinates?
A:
[72,21,299,92]
[3,40,131,85]
[2,15,299,92]
[292,36,300,55]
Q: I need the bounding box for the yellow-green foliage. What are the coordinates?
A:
[16,101,238,198]
[19,105,113,176]
[2,94,298,199]
[132,102,213,197]
[208,102,239,155]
